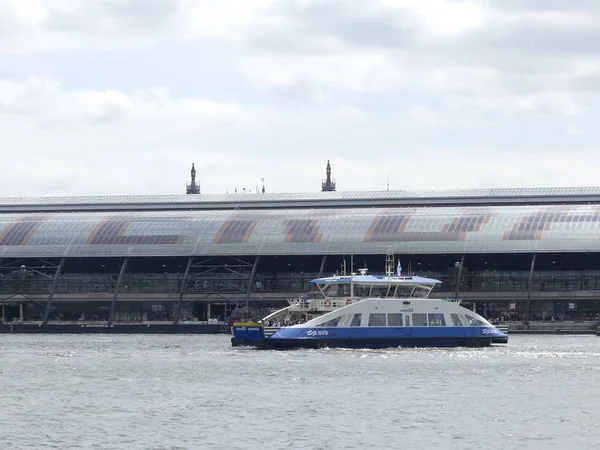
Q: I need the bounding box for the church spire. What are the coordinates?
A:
[321,160,336,192]
[186,163,201,194]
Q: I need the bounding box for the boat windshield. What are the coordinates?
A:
[314,280,436,299]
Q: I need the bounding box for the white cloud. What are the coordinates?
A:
[0,76,268,128]
[0,0,276,52]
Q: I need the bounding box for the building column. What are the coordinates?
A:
[318,255,327,278]
[42,257,67,324]
[107,257,129,326]
[174,256,194,325]
[454,254,465,299]
[245,256,260,308]
[524,253,537,325]
[19,303,23,321]
[207,302,211,321]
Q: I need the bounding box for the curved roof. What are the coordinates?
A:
[1,204,599,257]
[2,186,600,212]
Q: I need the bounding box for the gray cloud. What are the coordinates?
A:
[248,1,415,52]
[480,0,600,13]
[242,0,600,106]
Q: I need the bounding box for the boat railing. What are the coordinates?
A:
[264,326,280,337]
[495,324,509,334]
[288,298,356,310]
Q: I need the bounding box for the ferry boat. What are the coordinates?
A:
[231,267,508,349]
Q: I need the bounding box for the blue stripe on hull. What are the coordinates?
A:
[271,325,506,340]
[231,336,502,349]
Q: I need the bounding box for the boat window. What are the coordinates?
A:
[427,313,446,327]
[316,317,341,327]
[370,287,388,298]
[354,286,370,297]
[464,314,486,327]
[350,313,362,327]
[412,313,427,326]
[368,313,387,327]
[387,313,403,326]
[450,313,464,326]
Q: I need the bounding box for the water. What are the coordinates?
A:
[1,335,599,450]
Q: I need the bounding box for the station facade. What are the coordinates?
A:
[3,186,600,325]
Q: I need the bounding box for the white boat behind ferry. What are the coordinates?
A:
[231,267,508,350]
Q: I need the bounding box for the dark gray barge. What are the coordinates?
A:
[0,323,231,334]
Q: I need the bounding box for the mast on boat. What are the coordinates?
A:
[385,247,395,277]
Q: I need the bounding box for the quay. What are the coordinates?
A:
[0,321,231,334]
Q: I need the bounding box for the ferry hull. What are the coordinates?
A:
[232,335,507,349]
[232,323,508,349]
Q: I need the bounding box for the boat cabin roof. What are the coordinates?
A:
[310,274,441,286]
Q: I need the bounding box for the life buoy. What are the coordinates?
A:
[324,299,331,308]
[346,299,352,305]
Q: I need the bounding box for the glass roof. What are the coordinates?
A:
[1,204,600,257]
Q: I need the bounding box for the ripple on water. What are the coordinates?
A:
[1,334,600,450]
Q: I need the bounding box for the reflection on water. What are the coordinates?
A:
[1,335,599,450]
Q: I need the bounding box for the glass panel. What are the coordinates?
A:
[387,313,403,326]
[317,317,341,327]
[427,313,446,327]
[412,313,427,326]
[350,313,362,327]
[451,313,464,326]
[464,314,486,326]
[368,313,387,327]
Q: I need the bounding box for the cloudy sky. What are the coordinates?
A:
[1,0,599,197]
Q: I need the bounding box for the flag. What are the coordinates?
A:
[396,260,402,276]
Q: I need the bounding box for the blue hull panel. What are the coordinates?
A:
[231,325,508,349]
[231,336,503,349]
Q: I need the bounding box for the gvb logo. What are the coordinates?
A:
[306,330,329,337]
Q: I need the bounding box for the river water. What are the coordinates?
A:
[1,334,599,450]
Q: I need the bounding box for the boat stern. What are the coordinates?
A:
[231,322,265,346]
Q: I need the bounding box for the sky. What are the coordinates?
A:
[1,0,600,197]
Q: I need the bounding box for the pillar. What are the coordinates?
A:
[454,254,465,299]
[42,257,67,324]
[174,256,194,325]
[318,255,327,278]
[245,256,260,308]
[107,257,129,326]
[524,253,537,324]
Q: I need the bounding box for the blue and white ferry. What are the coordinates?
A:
[231,268,508,349]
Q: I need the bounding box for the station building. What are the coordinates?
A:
[2,164,600,326]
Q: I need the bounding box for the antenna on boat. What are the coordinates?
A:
[385,248,394,277]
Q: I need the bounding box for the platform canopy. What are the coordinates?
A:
[1,203,599,257]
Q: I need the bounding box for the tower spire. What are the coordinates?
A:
[321,160,336,192]
[186,163,201,194]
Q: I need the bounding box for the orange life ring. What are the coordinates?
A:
[324,299,331,308]
[346,299,352,305]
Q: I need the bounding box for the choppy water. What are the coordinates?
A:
[1,334,599,450]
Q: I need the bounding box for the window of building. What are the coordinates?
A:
[350,313,362,327]
[387,313,403,326]
[412,313,427,326]
[368,313,387,327]
[451,313,464,326]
